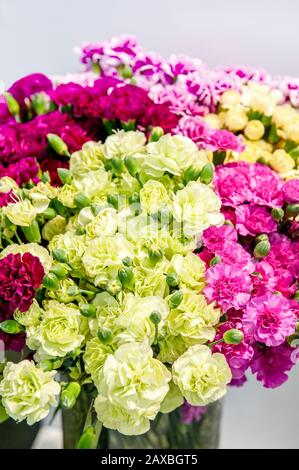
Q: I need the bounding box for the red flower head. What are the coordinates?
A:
[0,252,45,313]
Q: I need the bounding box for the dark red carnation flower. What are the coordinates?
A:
[0,252,45,313]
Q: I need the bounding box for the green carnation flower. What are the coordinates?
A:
[26,300,84,359]
[103,130,146,160]
[172,180,224,237]
[94,342,171,435]
[3,199,37,227]
[168,253,206,292]
[117,294,169,344]
[70,141,105,176]
[140,180,170,215]
[0,360,60,425]
[166,292,220,345]
[83,337,113,387]
[82,234,134,285]
[172,345,232,406]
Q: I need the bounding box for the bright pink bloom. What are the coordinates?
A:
[0,157,39,185]
[216,241,255,273]
[204,263,252,312]
[202,225,237,252]
[181,403,207,425]
[243,293,296,347]
[0,253,45,313]
[251,343,298,388]
[282,179,299,204]
[236,204,277,236]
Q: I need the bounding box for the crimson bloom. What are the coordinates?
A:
[0,253,45,313]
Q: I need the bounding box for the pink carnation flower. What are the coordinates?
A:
[204,263,252,312]
[251,343,298,388]
[202,224,237,252]
[181,403,207,425]
[235,204,277,236]
[282,179,299,204]
[216,241,255,273]
[243,293,296,347]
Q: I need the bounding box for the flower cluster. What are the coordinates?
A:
[0,130,236,437]
[200,162,299,387]
[0,36,298,446]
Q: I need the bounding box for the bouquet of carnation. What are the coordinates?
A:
[0,36,298,450]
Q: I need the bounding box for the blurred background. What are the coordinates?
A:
[0,0,298,448]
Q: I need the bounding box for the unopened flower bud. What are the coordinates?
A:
[118,267,135,290]
[244,120,265,141]
[52,249,68,264]
[60,382,81,409]
[223,329,244,345]
[149,311,162,325]
[67,286,80,296]
[106,280,122,296]
[166,272,179,287]
[128,192,140,204]
[43,272,60,290]
[43,207,57,220]
[77,426,96,449]
[50,263,69,279]
[107,194,119,209]
[118,64,133,79]
[38,360,54,372]
[57,168,72,185]
[294,290,299,301]
[271,207,284,222]
[285,204,299,218]
[183,166,201,185]
[254,240,270,259]
[3,92,20,121]
[255,234,269,243]
[296,322,299,334]
[111,157,124,176]
[97,328,113,344]
[21,220,41,243]
[75,227,85,236]
[42,172,51,184]
[200,163,214,185]
[148,245,163,264]
[74,193,90,209]
[210,256,221,267]
[79,303,97,318]
[122,257,132,267]
[47,133,70,157]
[0,320,23,334]
[31,92,52,115]
[149,127,164,142]
[125,156,139,176]
[168,290,183,308]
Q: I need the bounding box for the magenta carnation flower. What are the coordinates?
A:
[8,73,53,111]
[205,128,245,153]
[215,162,251,207]
[243,293,296,347]
[248,164,283,208]
[202,224,237,252]
[236,204,277,236]
[0,253,45,313]
[282,179,299,204]
[204,263,252,312]
[251,343,298,388]
[0,157,39,185]
[215,241,255,273]
[181,403,207,425]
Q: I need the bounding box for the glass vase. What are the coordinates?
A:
[62,388,222,449]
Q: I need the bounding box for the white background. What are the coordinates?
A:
[0,0,298,448]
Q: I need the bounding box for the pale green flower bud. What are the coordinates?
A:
[166,272,179,287]
[254,240,270,259]
[43,272,59,290]
[271,207,284,222]
[118,266,135,290]
[0,320,24,334]
[148,126,164,142]
[200,163,214,185]
[60,382,81,409]
[168,290,183,308]
[42,215,67,241]
[223,329,244,345]
[21,220,41,243]
[57,168,72,185]
[74,193,90,209]
[285,204,299,218]
[3,92,20,121]
[79,303,97,318]
[47,133,70,157]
